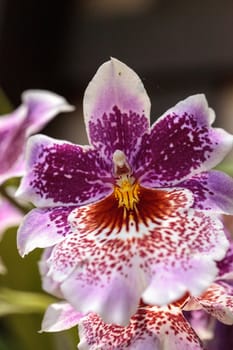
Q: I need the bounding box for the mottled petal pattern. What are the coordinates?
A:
[84,58,150,163]
[135,95,233,186]
[43,187,228,324]
[179,171,233,213]
[17,135,113,207]
[0,90,73,184]
[79,304,203,350]
[17,206,74,256]
[186,282,233,325]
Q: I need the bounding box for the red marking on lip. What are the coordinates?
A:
[74,186,190,237]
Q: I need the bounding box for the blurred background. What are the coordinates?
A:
[0,0,233,349]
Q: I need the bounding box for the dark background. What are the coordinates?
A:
[1,0,233,139]
[0,1,233,349]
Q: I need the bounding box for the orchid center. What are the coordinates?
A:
[113,149,140,211]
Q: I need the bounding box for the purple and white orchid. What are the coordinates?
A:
[40,232,233,350]
[0,90,73,272]
[40,278,233,350]
[17,58,233,325]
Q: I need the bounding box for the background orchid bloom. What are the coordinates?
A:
[17,59,233,325]
[0,90,74,185]
[0,90,73,272]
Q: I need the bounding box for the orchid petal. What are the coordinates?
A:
[17,206,74,257]
[83,58,150,162]
[16,134,113,207]
[39,248,64,298]
[0,197,22,238]
[186,282,233,325]
[44,187,228,324]
[135,95,233,186]
[178,170,233,214]
[41,302,82,332]
[78,304,203,350]
[217,234,233,279]
[0,90,73,185]
[188,310,215,342]
[22,90,74,135]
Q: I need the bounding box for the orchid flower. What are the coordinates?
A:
[40,233,233,350]
[41,300,203,350]
[0,90,73,272]
[0,90,74,185]
[187,225,233,347]
[40,278,233,350]
[17,59,233,325]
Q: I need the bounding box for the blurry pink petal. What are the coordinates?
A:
[0,196,22,238]
[16,135,113,207]
[41,302,82,332]
[21,90,74,135]
[84,58,150,163]
[0,90,73,184]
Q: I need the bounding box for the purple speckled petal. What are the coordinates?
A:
[178,170,233,214]
[17,206,74,257]
[41,302,82,332]
[186,282,233,325]
[135,95,233,186]
[79,304,203,350]
[83,58,150,163]
[0,196,22,238]
[16,134,113,207]
[0,90,73,185]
